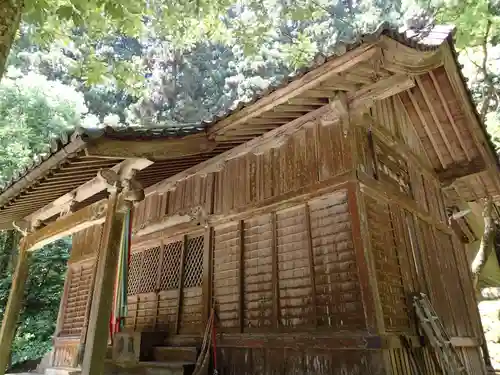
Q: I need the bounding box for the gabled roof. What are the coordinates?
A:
[0,23,497,230]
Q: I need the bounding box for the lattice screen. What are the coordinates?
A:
[183,236,204,288]
[60,261,94,336]
[127,252,143,295]
[125,235,204,333]
[139,246,161,293]
[374,139,411,196]
[127,237,203,296]
[159,241,182,290]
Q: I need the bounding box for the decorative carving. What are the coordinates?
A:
[122,169,145,204]
[12,221,29,237]
[97,169,121,193]
[188,206,208,228]
[59,193,77,219]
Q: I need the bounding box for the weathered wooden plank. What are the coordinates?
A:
[209,45,378,135]
[81,191,126,375]
[271,212,280,330]
[175,235,188,334]
[0,240,30,375]
[304,204,317,327]
[25,200,107,251]
[238,220,245,333]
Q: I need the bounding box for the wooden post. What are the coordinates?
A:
[238,220,245,333]
[304,204,318,327]
[175,235,187,335]
[271,212,280,330]
[202,228,213,330]
[81,190,126,375]
[0,239,30,375]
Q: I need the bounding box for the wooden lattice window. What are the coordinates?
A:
[127,252,143,296]
[373,137,411,196]
[183,236,204,288]
[127,236,203,297]
[60,262,94,336]
[139,246,161,294]
[159,240,182,290]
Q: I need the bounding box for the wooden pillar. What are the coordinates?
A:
[0,239,30,375]
[175,235,187,335]
[81,190,126,375]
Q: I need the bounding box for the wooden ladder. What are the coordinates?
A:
[412,293,468,375]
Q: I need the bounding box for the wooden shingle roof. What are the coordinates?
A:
[0,23,497,230]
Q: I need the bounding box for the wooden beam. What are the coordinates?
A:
[271,212,280,330]
[151,75,412,195]
[135,174,355,246]
[24,200,108,251]
[407,90,447,168]
[415,76,457,160]
[274,104,321,112]
[208,45,379,135]
[202,228,213,330]
[441,44,500,196]
[175,235,187,334]
[134,211,198,237]
[286,97,328,106]
[342,72,373,85]
[238,220,245,333]
[304,204,317,327]
[350,74,415,110]
[26,158,152,227]
[259,111,307,119]
[225,127,277,136]
[0,240,30,375]
[246,118,292,125]
[347,184,383,333]
[81,191,125,375]
[438,157,486,186]
[320,76,359,92]
[429,71,472,161]
[380,35,444,75]
[85,133,217,159]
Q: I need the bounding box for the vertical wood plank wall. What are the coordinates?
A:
[119,103,484,373]
[52,225,103,368]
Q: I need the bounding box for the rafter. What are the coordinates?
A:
[208,45,379,135]
[415,76,456,160]
[429,71,472,161]
[407,90,447,168]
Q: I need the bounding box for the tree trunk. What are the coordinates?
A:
[0,0,23,81]
[471,197,495,290]
[0,231,19,277]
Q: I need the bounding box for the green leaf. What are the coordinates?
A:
[56,5,74,20]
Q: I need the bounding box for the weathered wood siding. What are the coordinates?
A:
[210,190,363,333]
[122,99,486,374]
[131,118,352,231]
[125,232,205,334]
[53,224,103,368]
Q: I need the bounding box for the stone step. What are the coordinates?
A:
[153,346,198,364]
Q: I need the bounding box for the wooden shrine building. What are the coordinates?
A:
[0,24,499,375]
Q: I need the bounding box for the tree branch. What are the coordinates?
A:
[479,19,493,122]
[471,196,495,291]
